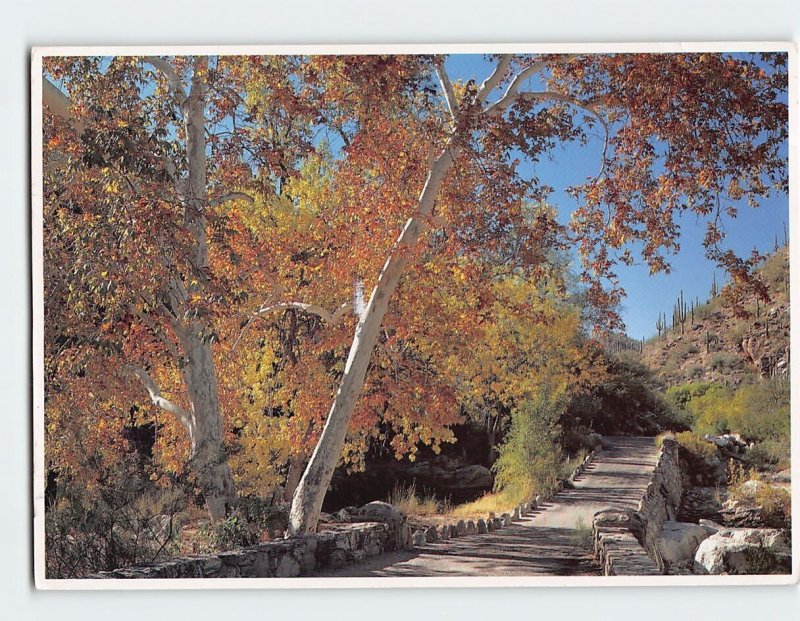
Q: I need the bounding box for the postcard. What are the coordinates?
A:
[32,43,798,588]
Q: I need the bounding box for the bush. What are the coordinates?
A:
[709,352,738,372]
[686,364,705,379]
[674,431,717,459]
[494,392,564,500]
[729,465,791,529]
[45,458,188,578]
[667,381,733,435]
[571,516,594,551]
[565,356,684,434]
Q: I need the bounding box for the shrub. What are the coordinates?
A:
[729,465,791,529]
[565,356,682,434]
[494,392,564,501]
[674,431,717,459]
[709,352,738,372]
[45,458,188,578]
[745,546,788,575]
[571,516,594,551]
[203,514,256,551]
[686,364,705,379]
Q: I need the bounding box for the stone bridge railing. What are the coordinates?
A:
[592,438,683,576]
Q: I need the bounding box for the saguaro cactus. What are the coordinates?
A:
[676,290,688,334]
[656,314,665,339]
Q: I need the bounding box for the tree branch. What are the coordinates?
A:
[133,306,182,360]
[434,57,459,124]
[42,77,86,136]
[143,56,186,105]
[476,54,513,104]
[232,300,353,352]
[255,301,353,324]
[485,54,579,115]
[124,365,194,435]
[208,191,255,207]
[516,90,610,181]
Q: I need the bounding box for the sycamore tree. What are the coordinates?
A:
[42,55,316,519]
[42,52,787,536]
[283,52,787,534]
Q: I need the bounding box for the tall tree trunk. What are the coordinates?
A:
[288,144,458,535]
[177,57,236,519]
[181,327,237,520]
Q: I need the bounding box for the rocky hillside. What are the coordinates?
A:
[640,247,789,387]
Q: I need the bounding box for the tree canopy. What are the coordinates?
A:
[41,52,788,538]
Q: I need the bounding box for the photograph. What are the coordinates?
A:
[32,44,795,587]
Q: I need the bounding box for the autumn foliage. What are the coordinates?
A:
[40,51,787,572]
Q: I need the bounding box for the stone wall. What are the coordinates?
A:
[592,438,683,575]
[90,505,411,579]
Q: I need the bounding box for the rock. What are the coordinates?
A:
[355,501,405,525]
[698,519,723,535]
[657,521,710,566]
[425,525,439,543]
[501,513,512,527]
[466,520,477,535]
[412,530,426,547]
[477,519,488,534]
[511,507,520,520]
[769,469,791,484]
[593,509,646,543]
[486,519,495,532]
[493,517,503,529]
[678,486,726,522]
[438,524,450,540]
[456,519,467,536]
[694,528,791,575]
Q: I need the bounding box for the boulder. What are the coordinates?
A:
[411,530,426,547]
[354,501,405,525]
[657,521,710,566]
[476,519,488,534]
[456,519,467,536]
[694,528,791,575]
[466,520,477,535]
[698,519,723,536]
[425,525,439,543]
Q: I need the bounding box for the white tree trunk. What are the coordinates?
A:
[288,144,458,534]
[180,328,236,520]
[176,57,236,520]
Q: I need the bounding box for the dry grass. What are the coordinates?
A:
[387,481,449,516]
[446,489,524,519]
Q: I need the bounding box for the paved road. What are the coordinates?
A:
[315,436,660,577]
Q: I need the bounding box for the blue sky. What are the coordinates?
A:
[445,54,789,341]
